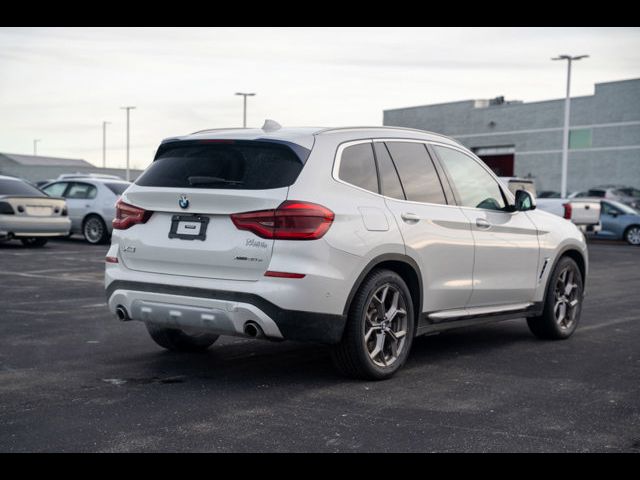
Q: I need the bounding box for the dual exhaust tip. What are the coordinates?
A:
[116,305,265,339]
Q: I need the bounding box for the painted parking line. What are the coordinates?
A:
[0,271,102,284]
[579,315,639,332]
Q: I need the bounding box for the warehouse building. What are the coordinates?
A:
[0,152,143,183]
[383,78,640,193]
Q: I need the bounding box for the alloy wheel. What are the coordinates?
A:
[363,284,408,367]
[626,227,640,245]
[84,217,104,244]
[553,265,581,330]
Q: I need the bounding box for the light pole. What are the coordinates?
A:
[552,54,589,198]
[102,121,111,169]
[120,106,136,181]
[33,139,41,156]
[235,92,256,128]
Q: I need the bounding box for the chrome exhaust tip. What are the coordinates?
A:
[243,321,264,338]
[115,305,130,321]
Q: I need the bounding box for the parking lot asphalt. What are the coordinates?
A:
[1,237,639,452]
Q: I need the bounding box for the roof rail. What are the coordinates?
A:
[316,125,449,138]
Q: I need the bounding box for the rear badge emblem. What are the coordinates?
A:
[178,195,189,209]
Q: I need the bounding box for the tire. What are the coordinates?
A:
[331,269,415,380]
[20,237,48,247]
[527,256,583,340]
[146,323,219,352]
[624,225,640,246]
[83,215,109,244]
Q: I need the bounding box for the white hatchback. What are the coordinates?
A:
[105,125,588,379]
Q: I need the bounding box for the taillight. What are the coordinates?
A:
[112,199,152,230]
[230,200,334,240]
[563,202,572,220]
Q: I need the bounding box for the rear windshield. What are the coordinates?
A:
[136,142,304,190]
[0,178,46,197]
[104,182,130,195]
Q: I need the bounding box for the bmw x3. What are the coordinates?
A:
[105,124,588,380]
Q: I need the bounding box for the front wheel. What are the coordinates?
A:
[21,237,48,247]
[331,269,415,380]
[146,323,219,352]
[527,256,583,340]
[624,225,640,246]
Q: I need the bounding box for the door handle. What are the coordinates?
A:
[401,212,420,223]
[476,218,491,229]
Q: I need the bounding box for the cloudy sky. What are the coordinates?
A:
[1,27,639,170]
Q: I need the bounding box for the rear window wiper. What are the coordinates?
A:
[187,176,244,186]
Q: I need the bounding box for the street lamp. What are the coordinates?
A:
[552,54,589,198]
[235,92,256,128]
[102,121,111,169]
[120,106,136,181]
[33,139,41,156]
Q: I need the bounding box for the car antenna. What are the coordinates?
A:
[261,119,282,132]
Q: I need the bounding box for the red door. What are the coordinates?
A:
[478,154,514,177]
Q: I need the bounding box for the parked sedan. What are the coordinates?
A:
[0,175,71,247]
[592,200,640,245]
[41,177,131,244]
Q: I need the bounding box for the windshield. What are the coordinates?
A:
[605,201,639,215]
[614,188,640,198]
[0,178,46,197]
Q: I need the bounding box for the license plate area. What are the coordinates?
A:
[168,214,209,241]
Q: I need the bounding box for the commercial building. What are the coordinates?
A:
[0,152,143,183]
[383,78,640,193]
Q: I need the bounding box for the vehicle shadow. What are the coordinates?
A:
[109,320,536,387]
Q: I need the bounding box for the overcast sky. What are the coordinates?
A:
[1,27,639,170]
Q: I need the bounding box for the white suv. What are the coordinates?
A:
[105,125,588,380]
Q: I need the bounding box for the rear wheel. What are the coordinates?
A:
[83,215,109,244]
[21,237,48,247]
[527,256,583,340]
[624,225,640,246]
[146,323,219,352]
[331,269,415,380]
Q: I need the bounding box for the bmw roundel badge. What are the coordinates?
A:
[178,194,189,209]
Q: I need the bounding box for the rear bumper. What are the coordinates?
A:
[0,215,71,238]
[106,280,347,344]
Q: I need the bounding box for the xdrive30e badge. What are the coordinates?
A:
[178,194,189,209]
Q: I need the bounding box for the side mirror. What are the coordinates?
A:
[515,189,536,211]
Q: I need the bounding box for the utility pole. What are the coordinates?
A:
[552,54,589,198]
[102,121,111,169]
[120,107,136,181]
[235,92,256,128]
[33,139,41,156]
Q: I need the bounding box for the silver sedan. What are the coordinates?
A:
[41,177,131,244]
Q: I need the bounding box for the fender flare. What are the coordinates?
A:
[342,253,423,317]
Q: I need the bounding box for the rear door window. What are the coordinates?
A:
[385,142,447,204]
[104,182,130,196]
[338,143,379,194]
[136,141,304,190]
[66,182,97,199]
[373,142,405,200]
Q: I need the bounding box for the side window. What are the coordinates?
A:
[373,142,405,200]
[338,143,379,194]
[433,146,506,211]
[42,182,68,197]
[601,202,619,216]
[65,182,97,200]
[385,142,447,205]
